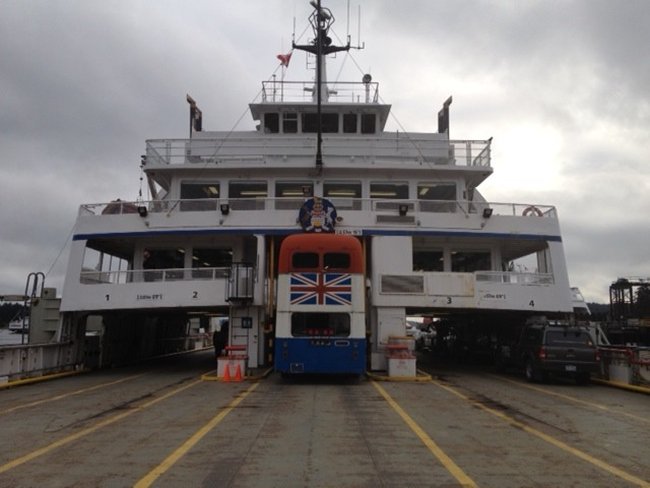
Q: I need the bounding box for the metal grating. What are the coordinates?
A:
[381,275,424,294]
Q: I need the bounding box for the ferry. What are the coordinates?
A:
[59,0,574,373]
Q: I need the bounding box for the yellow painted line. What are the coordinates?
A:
[0,369,85,390]
[134,381,260,488]
[592,378,650,395]
[491,374,650,425]
[432,379,650,488]
[0,378,202,475]
[371,381,478,488]
[0,373,147,416]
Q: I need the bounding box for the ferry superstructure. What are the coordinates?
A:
[60,1,573,371]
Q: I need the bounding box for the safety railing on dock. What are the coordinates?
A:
[598,346,650,387]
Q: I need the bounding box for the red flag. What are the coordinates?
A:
[277,52,292,67]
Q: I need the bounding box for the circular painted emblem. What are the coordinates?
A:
[298,197,337,233]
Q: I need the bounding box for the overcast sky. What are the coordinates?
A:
[1,0,649,304]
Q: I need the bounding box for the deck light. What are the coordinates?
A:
[137,205,148,217]
[482,208,493,219]
[220,203,230,215]
[398,204,409,216]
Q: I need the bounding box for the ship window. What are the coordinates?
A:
[283,113,298,133]
[361,113,376,134]
[324,253,350,270]
[324,181,362,210]
[264,113,279,133]
[291,312,350,337]
[370,182,409,199]
[143,248,185,281]
[343,113,357,133]
[292,252,319,269]
[228,181,267,210]
[302,113,339,133]
[451,251,491,272]
[413,250,444,272]
[275,181,313,209]
[417,182,457,213]
[191,248,232,279]
[180,183,219,211]
[80,245,131,284]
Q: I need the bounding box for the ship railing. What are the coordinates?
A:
[475,271,555,285]
[259,80,380,104]
[80,267,231,284]
[79,198,557,219]
[144,138,491,168]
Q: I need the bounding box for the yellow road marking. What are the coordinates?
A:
[491,374,650,425]
[433,379,650,488]
[134,381,260,488]
[0,378,202,474]
[371,381,478,488]
[0,373,147,416]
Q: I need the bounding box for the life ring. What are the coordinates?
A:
[522,206,543,217]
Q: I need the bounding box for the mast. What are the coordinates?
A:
[293,0,350,172]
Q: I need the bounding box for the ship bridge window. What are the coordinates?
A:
[361,114,376,134]
[417,182,457,213]
[292,252,319,269]
[283,113,298,133]
[264,113,279,133]
[291,312,351,337]
[343,113,357,133]
[413,250,444,272]
[302,113,339,133]
[180,182,220,211]
[275,181,313,209]
[451,251,491,272]
[229,181,267,210]
[192,248,232,279]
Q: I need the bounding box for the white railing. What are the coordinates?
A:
[475,271,555,285]
[80,267,230,285]
[260,80,380,103]
[79,198,557,219]
[144,138,491,168]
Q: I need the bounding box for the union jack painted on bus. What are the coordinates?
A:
[290,273,352,306]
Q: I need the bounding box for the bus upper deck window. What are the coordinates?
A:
[324,253,350,269]
[292,252,319,269]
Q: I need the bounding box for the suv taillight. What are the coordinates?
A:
[595,349,601,361]
[538,347,547,360]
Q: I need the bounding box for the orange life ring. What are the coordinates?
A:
[522,206,543,217]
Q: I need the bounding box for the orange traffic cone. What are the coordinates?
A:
[222,363,231,382]
[234,363,243,382]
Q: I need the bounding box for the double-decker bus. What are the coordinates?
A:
[274,233,366,375]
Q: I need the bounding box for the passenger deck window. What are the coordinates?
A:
[451,251,491,272]
[413,250,444,272]
[302,113,339,133]
[180,182,220,211]
[324,181,362,210]
[228,181,267,210]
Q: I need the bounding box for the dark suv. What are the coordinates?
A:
[503,318,601,384]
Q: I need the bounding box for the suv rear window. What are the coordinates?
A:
[545,330,593,346]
